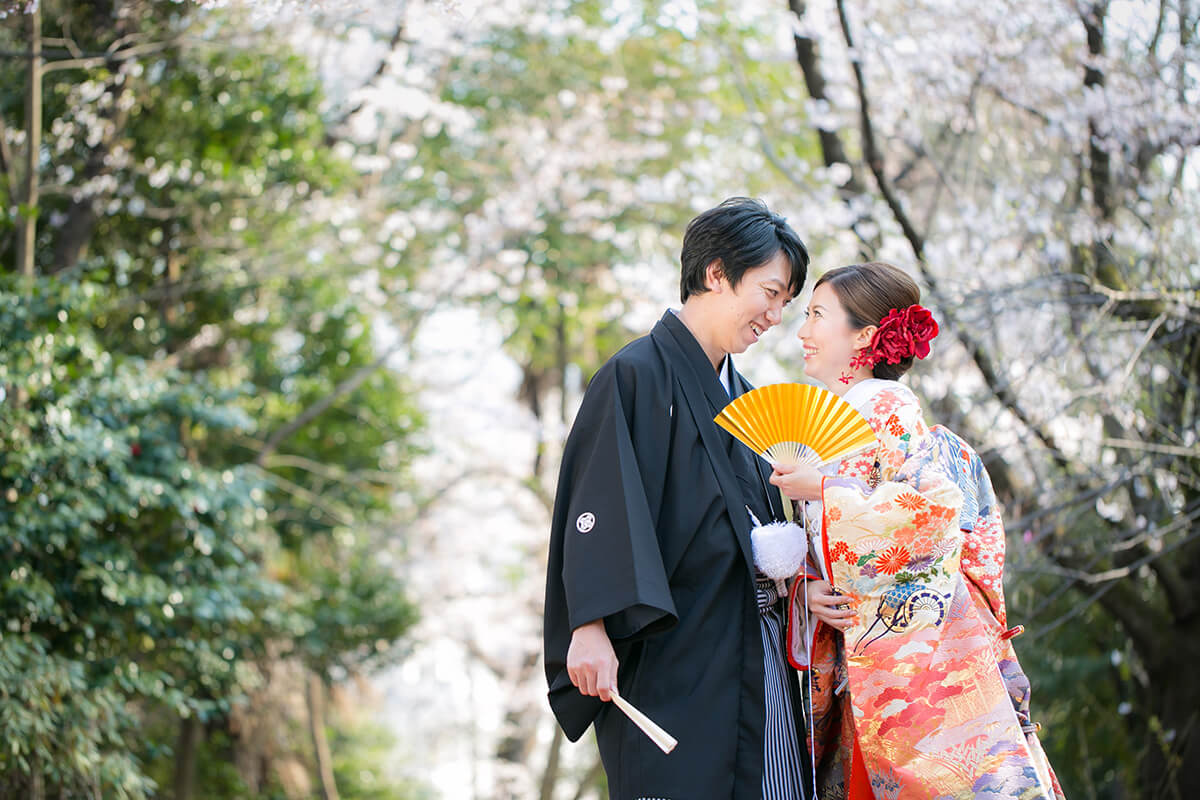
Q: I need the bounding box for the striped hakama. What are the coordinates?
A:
[757,577,806,800]
[634,579,808,800]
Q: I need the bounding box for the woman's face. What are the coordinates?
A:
[797,282,866,387]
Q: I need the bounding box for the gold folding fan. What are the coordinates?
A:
[714,383,877,467]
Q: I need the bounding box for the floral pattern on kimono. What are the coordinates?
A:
[787,383,1064,800]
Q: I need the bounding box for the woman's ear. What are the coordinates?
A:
[705,259,726,292]
[854,325,877,349]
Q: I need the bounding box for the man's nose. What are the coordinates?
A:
[766,304,783,325]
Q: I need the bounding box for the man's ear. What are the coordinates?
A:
[705,259,726,292]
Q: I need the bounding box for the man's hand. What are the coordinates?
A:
[567,619,618,702]
[805,579,857,631]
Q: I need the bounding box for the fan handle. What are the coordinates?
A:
[610,689,678,754]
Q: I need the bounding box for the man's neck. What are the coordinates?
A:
[676,302,726,372]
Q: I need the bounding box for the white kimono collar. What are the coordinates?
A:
[841,377,894,413]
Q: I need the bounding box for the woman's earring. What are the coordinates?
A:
[839,353,863,384]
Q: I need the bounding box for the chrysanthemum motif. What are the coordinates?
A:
[876,545,912,574]
[906,555,935,573]
[831,540,855,564]
[895,492,926,511]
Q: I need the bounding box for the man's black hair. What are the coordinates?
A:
[679,197,809,303]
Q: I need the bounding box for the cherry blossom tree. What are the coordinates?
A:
[781,0,1199,793]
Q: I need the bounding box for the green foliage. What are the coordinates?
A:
[1009,574,1139,799]
[140,723,287,800]
[0,278,291,796]
[1,1,425,793]
[238,285,426,546]
[0,637,154,799]
[289,536,419,677]
[331,716,434,800]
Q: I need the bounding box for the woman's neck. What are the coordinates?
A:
[829,370,874,397]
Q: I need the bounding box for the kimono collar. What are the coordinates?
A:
[652,310,765,565]
[842,377,895,413]
[718,355,734,397]
[656,310,740,413]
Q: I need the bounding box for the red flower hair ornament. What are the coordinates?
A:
[849,304,939,370]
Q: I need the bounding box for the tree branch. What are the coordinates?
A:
[802,0,1073,467]
[569,758,606,800]
[250,465,357,527]
[834,0,925,258]
[787,0,867,193]
[725,42,808,194]
[325,19,408,140]
[1027,503,1200,657]
[40,38,180,74]
[254,311,425,466]
[787,0,885,259]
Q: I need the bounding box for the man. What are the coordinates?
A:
[544,197,810,799]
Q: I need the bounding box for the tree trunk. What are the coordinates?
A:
[16,1,41,278]
[786,0,877,257]
[1139,613,1200,799]
[495,650,542,764]
[537,725,564,800]
[569,756,606,800]
[30,753,44,800]
[173,715,201,800]
[307,672,340,800]
[46,88,132,274]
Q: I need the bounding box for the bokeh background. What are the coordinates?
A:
[1,0,1197,797]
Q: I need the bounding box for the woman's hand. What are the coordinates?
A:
[769,463,823,501]
[804,579,856,631]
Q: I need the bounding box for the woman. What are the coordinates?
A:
[769,263,1064,800]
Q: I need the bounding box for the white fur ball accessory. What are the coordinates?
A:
[750,520,807,596]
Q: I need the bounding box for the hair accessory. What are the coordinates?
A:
[849,304,939,370]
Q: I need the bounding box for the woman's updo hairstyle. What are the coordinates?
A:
[814,262,922,380]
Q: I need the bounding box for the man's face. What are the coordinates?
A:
[713,251,794,355]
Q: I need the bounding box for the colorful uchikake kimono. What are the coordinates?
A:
[787,379,1065,800]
